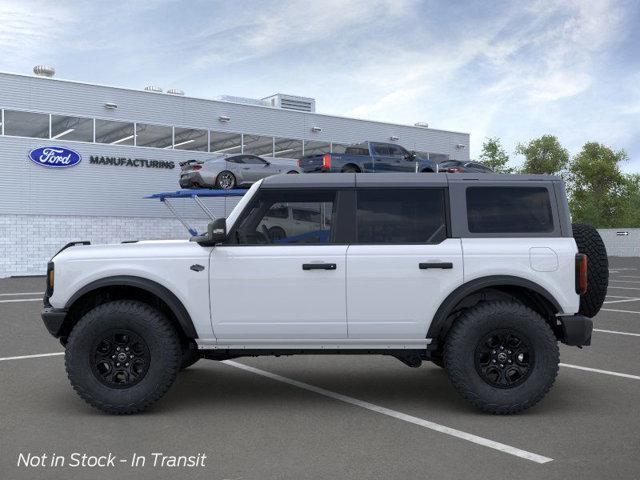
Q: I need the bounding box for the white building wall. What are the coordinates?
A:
[597,229,640,257]
[1,210,240,277]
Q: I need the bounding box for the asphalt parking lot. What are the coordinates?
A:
[1,257,639,480]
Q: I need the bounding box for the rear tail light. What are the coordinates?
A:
[192,164,202,170]
[322,153,331,169]
[445,167,464,173]
[297,159,301,167]
[575,254,588,295]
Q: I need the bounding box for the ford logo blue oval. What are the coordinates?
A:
[28,146,82,168]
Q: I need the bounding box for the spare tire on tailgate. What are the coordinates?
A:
[572,223,608,317]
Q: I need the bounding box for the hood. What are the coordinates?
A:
[52,239,204,262]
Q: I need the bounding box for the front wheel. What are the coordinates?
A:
[443,301,559,414]
[65,300,182,414]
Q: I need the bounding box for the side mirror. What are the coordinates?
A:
[191,217,227,246]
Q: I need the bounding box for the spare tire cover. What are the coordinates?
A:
[572,223,608,318]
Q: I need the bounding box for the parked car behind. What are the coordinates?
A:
[179,154,301,189]
[438,159,493,173]
[298,141,438,174]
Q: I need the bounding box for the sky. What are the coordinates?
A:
[1,0,639,171]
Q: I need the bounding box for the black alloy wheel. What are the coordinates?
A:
[91,330,150,388]
[474,330,533,388]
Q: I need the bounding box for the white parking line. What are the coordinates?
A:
[222,360,553,464]
[594,328,640,337]
[0,292,44,296]
[609,280,640,285]
[613,275,640,280]
[560,363,640,381]
[601,308,640,315]
[607,285,640,292]
[0,298,42,304]
[603,298,640,304]
[0,352,63,362]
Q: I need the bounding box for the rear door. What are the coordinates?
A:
[346,186,463,339]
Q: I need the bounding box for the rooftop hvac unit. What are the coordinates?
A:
[262,93,316,113]
[167,88,185,96]
[144,85,163,93]
[33,65,55,77]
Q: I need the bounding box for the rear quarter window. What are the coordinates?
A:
[466,187,554,233]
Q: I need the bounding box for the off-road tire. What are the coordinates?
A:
[181,341,200,370]
[65,300,181,414]
[572,223,608,318]
[444,301,559,414]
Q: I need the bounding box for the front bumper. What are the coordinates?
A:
[41,307,68,337]
[558,314,593,346]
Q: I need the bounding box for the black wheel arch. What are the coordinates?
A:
[62,276,198,341]
[427,275,562,343]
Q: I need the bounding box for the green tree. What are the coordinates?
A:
[516,135,569,175]
[479,137,513,173]
[568,142,628,227]
[619,174,640,228]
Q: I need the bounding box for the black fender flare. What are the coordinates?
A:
[427,275,562,341]
[65,275,198,338]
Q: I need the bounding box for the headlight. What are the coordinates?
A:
[46,262,54,296]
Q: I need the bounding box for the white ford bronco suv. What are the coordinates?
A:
[42,173,608,414]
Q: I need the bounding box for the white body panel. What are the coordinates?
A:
[209,245,348,339]
[346,240,464,338]
[49,240,215,340]
[461,238,580,314]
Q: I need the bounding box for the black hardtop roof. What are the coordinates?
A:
[260,173,562,189]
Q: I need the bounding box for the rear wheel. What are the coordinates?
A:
[287,170,299,174]
[341,165,359,173]
[215,171,236,190]
[444,301,559,414]
[572,223,608,317]
[65,300,181,414]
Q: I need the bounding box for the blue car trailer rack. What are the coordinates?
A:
[146,189,246,236]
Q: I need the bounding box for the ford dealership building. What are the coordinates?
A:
[0,69,470,277]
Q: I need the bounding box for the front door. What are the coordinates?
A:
[346,187,463,339]
[210,188,348,340]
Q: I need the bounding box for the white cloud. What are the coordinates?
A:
[0,1,75,67]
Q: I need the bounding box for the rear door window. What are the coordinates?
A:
[356,189,447,244]
[466,187,554,233]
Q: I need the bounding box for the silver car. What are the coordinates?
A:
[179,154,301,189]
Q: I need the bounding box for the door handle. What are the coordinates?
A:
[419,262,453,269]
[302,263,337,271]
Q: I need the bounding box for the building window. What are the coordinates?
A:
[173,127,208,151]
[466,187,554,233]
[95,119,135,145]
[243,134,274,156]
[303,140,331,156]
[273,137,303,158]
[210,131,242,154]
[356,189,447,244]
[135,123,173,148]
[50,115,94,142]
[3,110,49,139]
[331,143,349,154]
